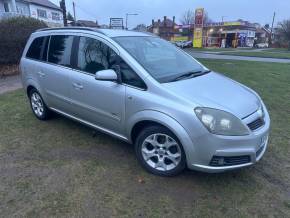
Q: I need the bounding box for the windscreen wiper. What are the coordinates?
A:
[171,70,211,82]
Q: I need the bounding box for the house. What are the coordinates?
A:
[74,20,99,28]
[0,0,63,27]
[255,27,271,43]
[148,16,177,41]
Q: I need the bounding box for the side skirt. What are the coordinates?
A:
[50,107,130,143]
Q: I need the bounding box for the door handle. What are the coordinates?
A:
[37,71,45,78]
[72,82,83,90]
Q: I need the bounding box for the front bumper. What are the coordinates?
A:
[186,105,270,173]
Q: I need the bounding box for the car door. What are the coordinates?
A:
[39,34,75,113]
[69,36,126,135]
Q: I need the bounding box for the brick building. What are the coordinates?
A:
[148,16,177,40]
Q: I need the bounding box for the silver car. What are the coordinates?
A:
[20,27,270,176]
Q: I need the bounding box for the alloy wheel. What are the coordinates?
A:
[30,92,44,117]
[141,133,182,171]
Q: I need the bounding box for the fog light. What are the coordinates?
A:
[209,156,225,166]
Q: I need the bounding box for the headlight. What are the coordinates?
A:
[194,107,250,136]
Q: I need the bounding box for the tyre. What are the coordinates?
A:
[135,125,186,176]
[29,88,51,120]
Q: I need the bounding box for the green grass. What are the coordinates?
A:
[188,47,255,52]
[1,60,290,217]
[219,51,290,59]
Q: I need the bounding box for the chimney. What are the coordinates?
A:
[164,16,167,27]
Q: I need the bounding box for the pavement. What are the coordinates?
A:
[186,50,290,63]
[0,75,22,95]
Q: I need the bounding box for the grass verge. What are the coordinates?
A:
[0,60,290,217]
[218,51,290,59]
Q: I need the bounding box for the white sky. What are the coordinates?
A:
[51,0,290,29]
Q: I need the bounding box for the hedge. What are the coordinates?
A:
[0,16,47,64]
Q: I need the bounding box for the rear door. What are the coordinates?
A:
[40,34,75,113]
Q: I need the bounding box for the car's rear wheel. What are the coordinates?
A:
[135,125,186,176]
[29,88,50,120]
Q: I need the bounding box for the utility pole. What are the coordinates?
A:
[73,1,76,22]
[269,12,276,46]
[60,0,67,26]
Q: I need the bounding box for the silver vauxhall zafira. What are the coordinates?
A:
[20,27,270,176]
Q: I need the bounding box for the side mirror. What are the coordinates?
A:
[95,69,119,82]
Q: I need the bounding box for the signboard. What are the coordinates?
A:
[193,8,204,48]
[193,28,203,48]
[110,18,124,29]
[223,21,241,26]
[194,8,204,27]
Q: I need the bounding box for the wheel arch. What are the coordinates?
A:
[127,110,196,167]
[25,79,42,96]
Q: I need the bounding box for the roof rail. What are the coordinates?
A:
[36,27,105,35]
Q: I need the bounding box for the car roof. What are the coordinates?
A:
[36,27,153,38]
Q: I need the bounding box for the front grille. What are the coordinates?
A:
[209,155,251,167]
[247,118,264,131]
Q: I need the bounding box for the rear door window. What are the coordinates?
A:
[26,36,48,60]
[48,35,74,67]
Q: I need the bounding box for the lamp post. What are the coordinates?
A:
[126,13,138,30]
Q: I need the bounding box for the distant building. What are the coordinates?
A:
[255,27,271,43]
[0,0,63,27]
[74,20,99,28]
[148,16,177,40]
[203,20,257,47]
[99,24,109,29]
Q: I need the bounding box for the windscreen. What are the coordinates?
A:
[113,36,204,83]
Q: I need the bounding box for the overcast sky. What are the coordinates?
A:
[51,0,290,29]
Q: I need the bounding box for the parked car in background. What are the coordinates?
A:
[21,27,270,176]
[255,43,269,48]
[175,40,193,48]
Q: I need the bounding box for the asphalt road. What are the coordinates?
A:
[186,50,290,63]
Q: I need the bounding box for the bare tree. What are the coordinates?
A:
[277,19,290,50]
[180,9,213,25]
[133,24,147,32]
[203,11,213,24]
[180,9,195,25]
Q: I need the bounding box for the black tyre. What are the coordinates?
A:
[135,125,186,176]
[29,88,51,120]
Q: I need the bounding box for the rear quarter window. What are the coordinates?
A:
[26,36,48,61]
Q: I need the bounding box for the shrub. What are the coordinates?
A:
[0,16,47,65]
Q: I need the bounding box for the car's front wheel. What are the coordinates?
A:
[135,125,186,176]
[29,88,51,120]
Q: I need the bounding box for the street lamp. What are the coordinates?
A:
[126,13,138,30]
